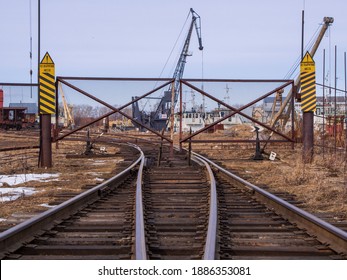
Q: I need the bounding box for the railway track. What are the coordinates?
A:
[0,141,346,259]
[217,172,341,259]
[4,175,137,259]
[143,157,210,259]
[192,152,347,259]
[0,143,142,259]
[0,143,216,259]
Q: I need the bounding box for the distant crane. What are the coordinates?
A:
[132,8,203,131]
[270,17,334,129]
[224,84,231,105]
[58,82,75,129]
[262,16,333,152]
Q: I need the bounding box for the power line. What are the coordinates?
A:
[29,0,33,98]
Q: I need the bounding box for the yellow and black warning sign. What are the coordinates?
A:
[300,51,316,112]
[39,52,55,114]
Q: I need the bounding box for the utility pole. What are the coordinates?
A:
[301,52,316,163]
[37,0,54,168]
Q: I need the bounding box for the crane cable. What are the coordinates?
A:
[200,48,205,113]
[146,11,190,111]
[29,0,33,98]
[155,11,190,83]
[166,11,191,79]
[201,47,204,87]
[284,24,321,79]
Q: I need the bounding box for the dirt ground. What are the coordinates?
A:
[1,129,346,231]
[193,141,347,220]
[0,131,126,229]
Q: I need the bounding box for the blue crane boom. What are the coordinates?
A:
[132,8,203,131]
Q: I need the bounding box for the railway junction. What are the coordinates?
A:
[0,128,346,259]
[1,6,347,261]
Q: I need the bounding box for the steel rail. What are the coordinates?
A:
[0,146,39,152]
[193,151,347,255]
[191,155,217,260]
[0,143,143,258]
[158,146,218,259]
[135,147,217,259]
[134,147,147,260]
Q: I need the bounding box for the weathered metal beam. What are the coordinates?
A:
[55,78,174,143]
[185,139,291,143]
[0,83,39,87]
[180,80,294,143]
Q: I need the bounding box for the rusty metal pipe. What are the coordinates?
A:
[179,81,183,151]
[56,77,171,82]
[187,139,290,143]
[180,80,294,143]
[56,78,173,143]
[40,114,52,168]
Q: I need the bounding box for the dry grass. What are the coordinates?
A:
[1,130,346,229]
[278,153,347,214]
[0,133,125,227]
[193,140,347,220]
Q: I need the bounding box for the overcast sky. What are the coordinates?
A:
[0,0,346,105]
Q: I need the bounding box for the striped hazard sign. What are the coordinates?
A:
[300,52,316,112]
[39,52,55,114]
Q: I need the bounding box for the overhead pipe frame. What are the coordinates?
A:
[179,79,296,145]
[55,77,175,144]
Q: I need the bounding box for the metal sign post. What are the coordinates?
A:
[300,52,316,163]
[39,52,55,168]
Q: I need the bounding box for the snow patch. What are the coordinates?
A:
[0,173,59,187]
[39,203,56,208]
[0,187,37,202]
[0,173,60,203]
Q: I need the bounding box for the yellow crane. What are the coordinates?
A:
[270,17,334,129]
[58,82,75,129]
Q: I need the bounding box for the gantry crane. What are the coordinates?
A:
[132,8,203,131]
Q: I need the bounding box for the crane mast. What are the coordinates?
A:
[172,8,203,95]
[270,17,334,128]
[59,82,75,129]
[132,8,203,131]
